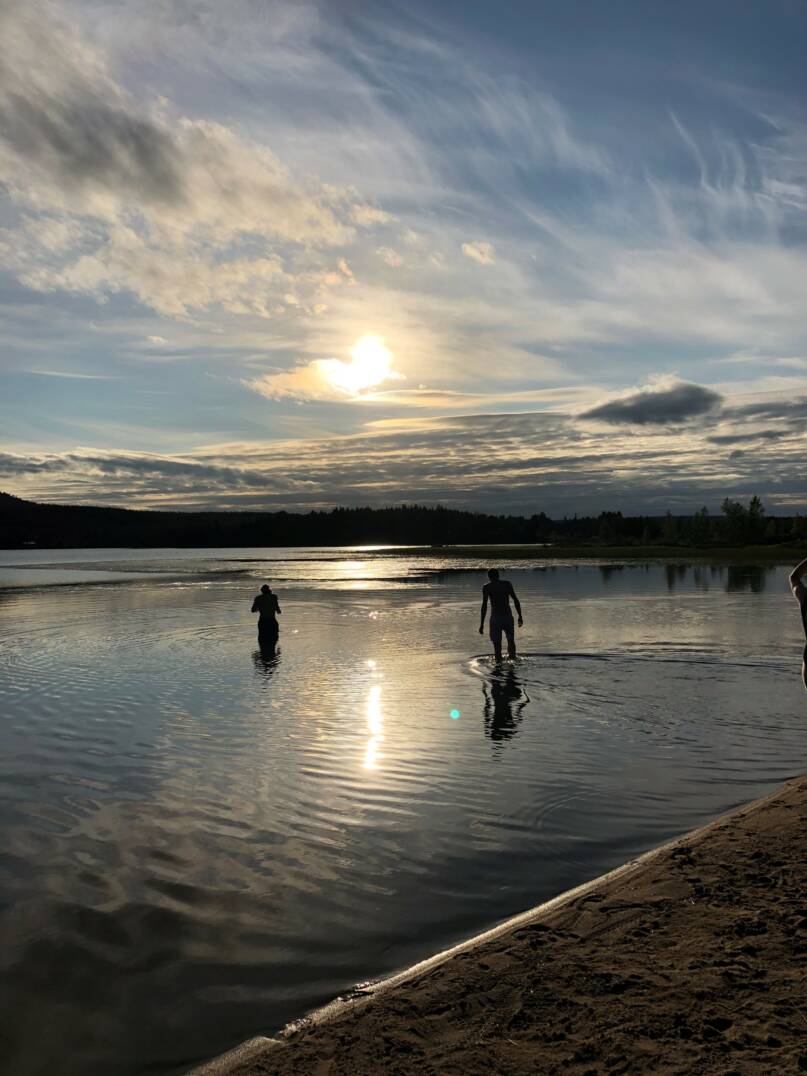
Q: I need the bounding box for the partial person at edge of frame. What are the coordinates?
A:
[788,557,807,690]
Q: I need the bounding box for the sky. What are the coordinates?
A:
[1,0,806,516]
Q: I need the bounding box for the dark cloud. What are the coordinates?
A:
[580,382,723,425]
[723,397,807,423]
[707,429,787,445]
[0,451,295,490]
[0,92,184,205]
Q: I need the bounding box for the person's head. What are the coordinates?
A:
[487,568,500,581]
[260,584,270,594]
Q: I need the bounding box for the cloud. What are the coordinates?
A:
[461,241,495,265]
[725,397,807,423]
[29,370,118,380]
[351,205,393,226]
[0,2,378,319]
[377,247,403,268]
[0,448,300,490]
[580,380,723,425]
[707,430,788,445]
[3,398,804,515]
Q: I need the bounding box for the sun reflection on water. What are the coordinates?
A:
[363,683,384,770]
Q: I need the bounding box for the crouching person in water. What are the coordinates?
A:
[251,583,281,650]
[479,568,523,662]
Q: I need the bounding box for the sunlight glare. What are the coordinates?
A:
[363,684,384,769]
[323,335,397,395]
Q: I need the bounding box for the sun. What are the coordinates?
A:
[321,335,399,395]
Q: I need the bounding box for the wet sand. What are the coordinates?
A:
[195,776,806,1075]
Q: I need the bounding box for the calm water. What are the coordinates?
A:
[0,548,804,1075]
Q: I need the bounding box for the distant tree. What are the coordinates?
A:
[747,495,765,542]
[662,511,678,543]
[690,505,711,546]
[597,510,623,542]
[720,496,765,545]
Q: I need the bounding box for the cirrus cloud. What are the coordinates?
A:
[461,241,496,265]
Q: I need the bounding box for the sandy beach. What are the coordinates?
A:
[196,776,806,1075]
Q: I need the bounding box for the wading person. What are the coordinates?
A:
[479,568,523,662]
[788,558,807,689]
[251,583,281,650]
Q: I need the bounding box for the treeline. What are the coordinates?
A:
[1,491,805,550]
[555,497,807,547]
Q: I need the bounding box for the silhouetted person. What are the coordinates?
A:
[484,664,527,743]
[251,583,281,649]
[479,568,523,662]
[788,558,807,689]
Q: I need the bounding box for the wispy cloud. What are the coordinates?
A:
[461,241,495,266]
[29,370,119,380]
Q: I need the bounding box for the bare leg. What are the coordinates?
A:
[491,619,503,663]
[505,622,516,660]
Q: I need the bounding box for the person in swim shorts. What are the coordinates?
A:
[251,583,281,650]
[479,568,523,662]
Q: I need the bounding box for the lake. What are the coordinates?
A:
[0,547,803,1075]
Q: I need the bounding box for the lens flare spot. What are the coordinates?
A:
[450,708,461,720]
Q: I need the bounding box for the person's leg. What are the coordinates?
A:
[504,617,516,660]
[489,616,503,662]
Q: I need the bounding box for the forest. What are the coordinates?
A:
[1,491,805,550]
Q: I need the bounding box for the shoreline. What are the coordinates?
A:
[190,776,806,1075]
[1,543,804,563]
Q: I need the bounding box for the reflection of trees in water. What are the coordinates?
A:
[598,564,625,583]
[691,565,709,590]
[663,563,690,591]
[662,562,775,594]
[725,565,772,593]
[483,665,528,745]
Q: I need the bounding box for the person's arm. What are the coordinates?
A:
[479,587,488,634]
[789,558,807,601]
[251,597,259,613]
[509,583,523,626]
[274,595,281,615]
